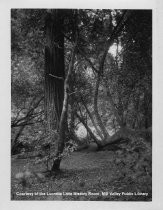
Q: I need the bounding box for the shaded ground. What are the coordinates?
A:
[11,150,152,201]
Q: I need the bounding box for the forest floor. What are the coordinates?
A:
[11,149,152,201]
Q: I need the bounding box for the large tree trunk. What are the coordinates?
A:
[51,41,77,171]
[45,10,66,171]
[45,10,65,131]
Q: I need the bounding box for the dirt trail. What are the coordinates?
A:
[11,150,152,201]
[61,150,115,170]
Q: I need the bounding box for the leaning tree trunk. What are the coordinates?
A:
[76,112,103,147]
[80,96,104,141]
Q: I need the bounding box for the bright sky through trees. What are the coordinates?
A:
[109,43,122,57]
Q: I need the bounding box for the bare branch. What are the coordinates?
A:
[11,97,44,128]
[49,73,64,80]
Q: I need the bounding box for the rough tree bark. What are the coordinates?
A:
[45,10,66,171]
[45,10,65,131]
[45,9,79,171]
[51,42,77,171]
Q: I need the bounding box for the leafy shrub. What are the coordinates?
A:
[115,136,152,179]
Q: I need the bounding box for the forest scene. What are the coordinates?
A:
[11,9,152,201]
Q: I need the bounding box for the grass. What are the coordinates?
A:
[11,150,152,201]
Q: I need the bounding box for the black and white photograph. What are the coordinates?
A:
[10,8,153,201]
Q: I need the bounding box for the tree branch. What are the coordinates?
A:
[49,73,64,80]
[80,96,104,140]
